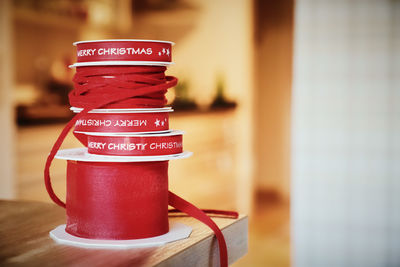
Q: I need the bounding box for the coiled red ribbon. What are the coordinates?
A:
[44,64,237,267]
[70,66,171,108]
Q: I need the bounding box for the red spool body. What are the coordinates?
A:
[65,160,169,240]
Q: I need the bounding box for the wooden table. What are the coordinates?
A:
[0,200,247,266]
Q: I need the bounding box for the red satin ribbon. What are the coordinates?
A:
[75,40,172,63]
[74,111,169,133]
[86,134,183,156]
[168,209,239,219]
[44,64,235,267]
[66,160,169,239]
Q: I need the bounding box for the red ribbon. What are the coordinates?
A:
[44,64,236,267]
[66,160,169,239]
[75,40,172,63]
[74,110,170,133]
[70,66,172,108]
[86,133,183,156]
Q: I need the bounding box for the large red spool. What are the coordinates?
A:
[65,160,169,240]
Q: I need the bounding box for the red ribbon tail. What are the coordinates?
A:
[44,118,77,208]
[168,208,239,219]
[168,191,229,267]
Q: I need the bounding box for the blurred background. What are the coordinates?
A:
[0,0,399,266]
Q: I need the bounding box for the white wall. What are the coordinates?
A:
[292,0,400,266]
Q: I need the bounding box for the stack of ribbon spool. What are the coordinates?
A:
[44,40,237,267]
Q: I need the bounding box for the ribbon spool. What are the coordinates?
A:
[71,107,172,145]
[72,107,171,134]
[66,160,169,240]
[57,147,191,239]
[85,131,183,156]
[73,39,173,67]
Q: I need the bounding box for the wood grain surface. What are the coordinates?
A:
[0,200,247,267]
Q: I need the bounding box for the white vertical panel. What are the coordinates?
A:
[292,0,400,266]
